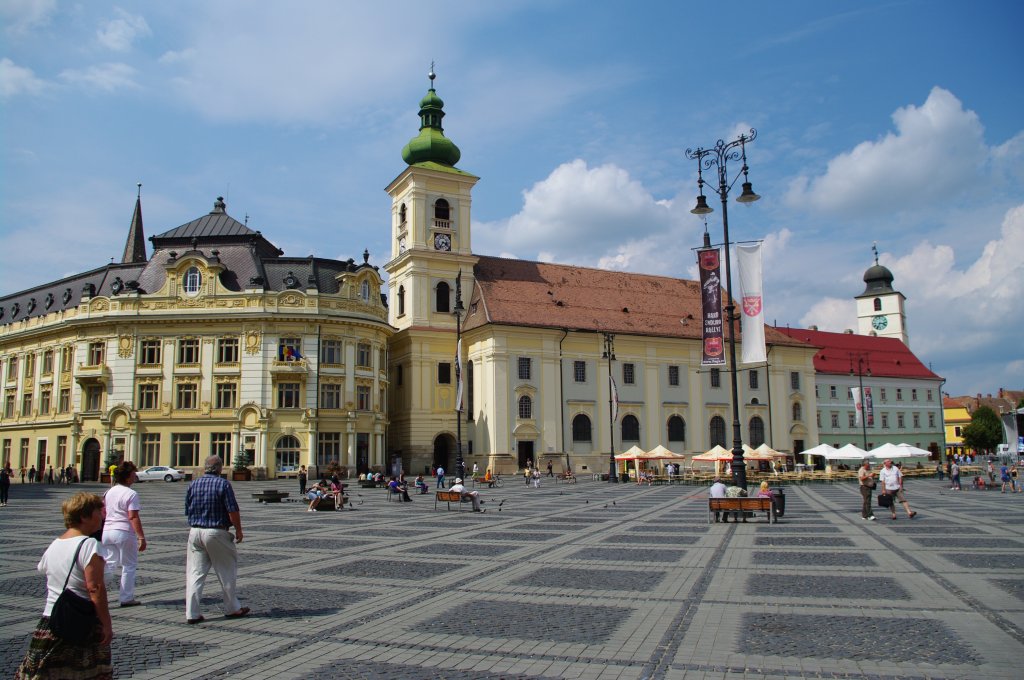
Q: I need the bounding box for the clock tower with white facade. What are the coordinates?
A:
[855,247,908,345]
[384,70,479,474]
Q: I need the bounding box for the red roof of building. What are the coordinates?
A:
[465,255,809,348]
[774,327,942,380]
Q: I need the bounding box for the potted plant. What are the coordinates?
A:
[232,449,253,481]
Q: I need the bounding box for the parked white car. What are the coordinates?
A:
[136,466,185,482]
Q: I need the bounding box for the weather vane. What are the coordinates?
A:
[429,61,436,84]
[872,241,879,265]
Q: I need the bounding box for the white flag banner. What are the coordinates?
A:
[852,386,863,427]
[609,375,619,423]
[737,243,766,364]
[455,337,464,412]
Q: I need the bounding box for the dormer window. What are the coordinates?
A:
[183,267,202,296]
[360,280,370,301]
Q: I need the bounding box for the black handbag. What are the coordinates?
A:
[877,493,894,508]
[49,538,99,644]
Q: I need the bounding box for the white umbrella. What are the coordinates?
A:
[887,443,931,458]
[803,443,840,460]
[833,443,869,460]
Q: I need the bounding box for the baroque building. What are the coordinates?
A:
[0,195,391,480]
[384,76,821,477]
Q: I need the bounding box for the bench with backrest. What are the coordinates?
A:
[252,489,290,503]
[434,489,471,511]
[708,497,775,524]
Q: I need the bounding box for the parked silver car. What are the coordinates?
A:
[136,465,185,482]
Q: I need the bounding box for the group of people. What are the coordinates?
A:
[708,478,776,522]
[16,455,249,678]
[305,476,346,511]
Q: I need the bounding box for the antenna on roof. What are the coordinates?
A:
[244,213,249,226]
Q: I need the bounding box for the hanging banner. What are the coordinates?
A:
[455,337,464,412]
[737,243,766,364]
[698,247,725,366]
[852,387,863,427]
[609,375,619,423]
[864,386,874,427]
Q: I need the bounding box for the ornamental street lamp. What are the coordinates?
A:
[850,353,872,450]
[453,271,466,482]
[687,130,761,490]
[602,332,618,483]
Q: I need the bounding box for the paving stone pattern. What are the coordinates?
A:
[2,475,1023,679]
[746,574,911,600]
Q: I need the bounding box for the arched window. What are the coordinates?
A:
[183,267,202,295]
[434,198,450,222]
[518,395,532,419]
[436,281,450,313]
[275,435,301,471]
[792,402,802,422]
[668,415,686,442]
[466,361,474,419]
[360,280,370,301]
[572,414,592,442]
[749,416,765,447]
[622,415,640,442]
[873,297,882,311]
[399,203,407,224]
[710,416,726,447]
[397,285,405,316]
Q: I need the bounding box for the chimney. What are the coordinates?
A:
[808,325,818,331]
[843,329,854,334]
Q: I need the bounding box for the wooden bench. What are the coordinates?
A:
[554,473,577,484]
[252,489,290,503]
[434,490,471,511]
[708,497,775,524]
[312,495,348,510]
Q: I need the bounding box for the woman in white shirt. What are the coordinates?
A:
[102,462,147,606]
[16,491,113,678]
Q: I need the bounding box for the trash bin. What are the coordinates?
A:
[770,487,786,517]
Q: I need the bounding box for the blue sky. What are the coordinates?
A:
[2,0,1022,397]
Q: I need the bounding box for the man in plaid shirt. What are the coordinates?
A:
[184,455,250,624]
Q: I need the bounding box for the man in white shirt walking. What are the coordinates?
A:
[878,459,917,520]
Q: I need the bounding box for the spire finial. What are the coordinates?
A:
[136,182,142,199]
[872,241,879,265]
[429,61,436,85]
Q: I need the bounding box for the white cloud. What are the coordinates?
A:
[474,159,697,274]
[785,87,988,216]
[59,62,139,92]
[96,9,151,52]
[1,0,56,36]
[0,57,47,98]
[799,297,856,333]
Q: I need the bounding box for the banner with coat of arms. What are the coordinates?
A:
[737,243,766,364]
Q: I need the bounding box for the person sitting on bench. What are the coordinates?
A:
[449,478,484,512]
[709,478,727,523]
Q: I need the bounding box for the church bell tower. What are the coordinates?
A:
[855,245,908,345]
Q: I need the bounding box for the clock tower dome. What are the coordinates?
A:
[855,245,908,345]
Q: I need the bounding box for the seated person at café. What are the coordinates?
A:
[449,478,484,512]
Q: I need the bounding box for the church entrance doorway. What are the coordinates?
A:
[517,441,534,470]
[433,434,454,473]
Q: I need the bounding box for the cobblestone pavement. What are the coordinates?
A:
[2,475,1023,679]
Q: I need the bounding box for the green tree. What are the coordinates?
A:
[962,405,1003,454]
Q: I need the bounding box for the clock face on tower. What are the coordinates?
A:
[872,315,888,331]
[433,233,451,251]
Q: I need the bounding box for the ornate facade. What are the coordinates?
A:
[0,196,391,480]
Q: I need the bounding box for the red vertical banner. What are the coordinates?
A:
[699,247,725,366]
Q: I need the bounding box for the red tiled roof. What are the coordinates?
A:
[465,256,808,348]
[774,327,942,380]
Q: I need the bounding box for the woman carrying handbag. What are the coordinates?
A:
[16,492,113,679]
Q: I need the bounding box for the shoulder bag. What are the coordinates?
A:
[49,538,99,644]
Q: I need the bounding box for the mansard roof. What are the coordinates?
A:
[464,255,807,348]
